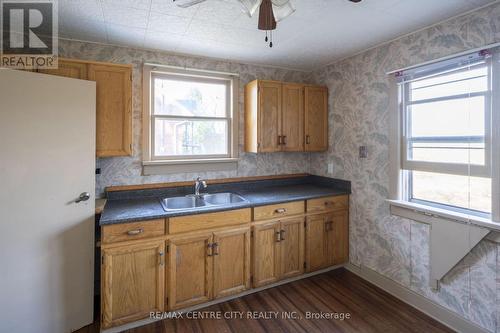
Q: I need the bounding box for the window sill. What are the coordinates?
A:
[387,199,500,232]
[143,158,238,175]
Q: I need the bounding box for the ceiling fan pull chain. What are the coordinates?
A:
[270,30,273,48]
[265,31,268,42]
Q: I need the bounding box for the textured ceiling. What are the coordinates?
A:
[58,0,496,71]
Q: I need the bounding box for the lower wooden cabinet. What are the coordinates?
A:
[305,210,349,272]
[100,196,349,329]
[101,240,165,329]
[168,227,251,309]
[168,232,213,310]
[252,217,304,287]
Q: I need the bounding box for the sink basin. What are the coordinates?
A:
[160,192,247,212]
[160,196,208,211]
[202,192,248,205]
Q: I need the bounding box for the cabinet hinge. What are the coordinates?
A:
[304,221,307,228]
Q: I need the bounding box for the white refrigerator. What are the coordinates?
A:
[0,69,96,333]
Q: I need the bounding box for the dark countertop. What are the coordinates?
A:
[99,175,351,226]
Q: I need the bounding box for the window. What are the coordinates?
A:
[397,50,495,217]
[143,65,239,173]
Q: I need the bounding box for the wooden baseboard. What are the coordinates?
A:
[345,263,489,333]
[101,264,345,333]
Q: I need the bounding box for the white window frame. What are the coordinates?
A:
[388,46,500,227]
[142,64,239,174]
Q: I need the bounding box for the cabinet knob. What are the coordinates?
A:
[276,231,281,242]
[159,251,165,266]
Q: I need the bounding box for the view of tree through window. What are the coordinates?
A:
[152,75,230,158]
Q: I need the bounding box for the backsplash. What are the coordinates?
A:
[310,2,500,332]
[58,39,314,197]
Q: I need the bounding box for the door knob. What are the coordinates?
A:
[75,192,90,203]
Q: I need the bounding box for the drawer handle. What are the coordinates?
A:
[127,228,144,236]
[275,208,287,214]
[213,242,219,256]
[276,231,281,242]
[280,229,285,240]
[159,251,165,266]
[207,243,214,257]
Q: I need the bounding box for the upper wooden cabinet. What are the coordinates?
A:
[305,86,328,152]
[245,80,327,153]
[37,58,133,157]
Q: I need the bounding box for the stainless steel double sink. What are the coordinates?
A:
[160,192,248,212]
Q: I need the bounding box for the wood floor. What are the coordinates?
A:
[78,268,454,333]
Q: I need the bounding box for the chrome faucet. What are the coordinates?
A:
[194,177,207,196]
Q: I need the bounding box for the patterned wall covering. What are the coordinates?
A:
[59,2,500,331]
[310,3,500,332]
[58,40,313,196]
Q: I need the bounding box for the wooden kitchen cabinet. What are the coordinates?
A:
[37,58,132,157]
[305,210,349,272]
[305,86,328,151]
[213,228,251,298]
[168,232,213,310]
[38,59,87,79]
[252,217,305,287]
[168,227,252,309]
[245,80,327,153]
[252,221,281,287]
[282,83,304,151]
[101,240,165,329]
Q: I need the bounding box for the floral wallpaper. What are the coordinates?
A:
[58,39,313,197]
[58,1,500,331]
[310,2,500,332]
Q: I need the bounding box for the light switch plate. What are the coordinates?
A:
[327,162,334,174]
[359,146,368,158]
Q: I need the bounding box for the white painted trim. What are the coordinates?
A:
[345,264,490,333]
[388,199,500,232]
[101,264,345,333]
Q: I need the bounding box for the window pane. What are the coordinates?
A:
[410,142,485,165]
[154,119,228,157]
[410,66,488,101]
[153,76,227,117]
[411,171,491,214]
[409,96,485,138]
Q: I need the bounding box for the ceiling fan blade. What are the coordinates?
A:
[271,1,295,22]
[237,0,262,17]
[173,0,207,8]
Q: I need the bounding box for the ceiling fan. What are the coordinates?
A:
[172,0,362,47]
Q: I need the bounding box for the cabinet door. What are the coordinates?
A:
[279,217,305,279]
[168,233,213,310]
[304,86,328,152]
[332,210,349,265]
[252,221,281,287]
[38,59,87,79]
[101,240,165,329]
[213,228,251,298]
[258,81,282,152]
[305,214,328,272]
[282,83,304,152]
[88,64,132,157]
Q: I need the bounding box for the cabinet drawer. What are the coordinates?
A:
[102,219,166,244]
[307,195,349,213]
[253,201,305,221]
[169,208,251,234]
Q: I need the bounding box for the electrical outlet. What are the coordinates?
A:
[327,162,334,174]
[359,146,368,158]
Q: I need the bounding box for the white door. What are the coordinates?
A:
[0,69,96,333]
